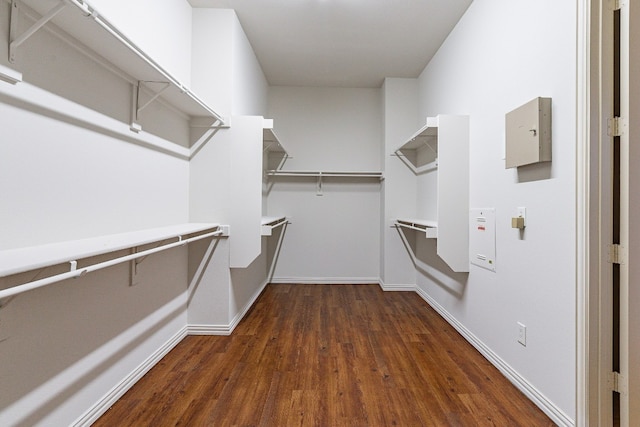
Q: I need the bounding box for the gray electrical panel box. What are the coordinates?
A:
[505,97,552,168]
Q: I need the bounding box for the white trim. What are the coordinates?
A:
[188,279,269,336]
[269,277,381,285]
[71,326,189,427]
[575,0,591,425]
[188,323,234,336]
[378,281,416,292]
[414,287,575,427]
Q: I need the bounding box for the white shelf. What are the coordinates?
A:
[10,0,225,125]
[396,219,438,239]
[394,116,439,174]
[0,223,221,278]
[261,216,288,236]
[263,119,289,155]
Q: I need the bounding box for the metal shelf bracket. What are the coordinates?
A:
[9,0,67,63]
[130,80,170,132]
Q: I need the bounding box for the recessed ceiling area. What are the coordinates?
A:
[188,0,473,88]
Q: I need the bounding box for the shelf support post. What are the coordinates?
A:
[9,0,67,63]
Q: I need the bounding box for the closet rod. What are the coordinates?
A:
[64,0,226,125]
[0,229,223,300]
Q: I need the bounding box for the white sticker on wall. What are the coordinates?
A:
[469,208,496,272]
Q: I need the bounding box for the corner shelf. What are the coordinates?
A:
[394,116,439,174]
[395,219,438,239]
[8,0,226,131]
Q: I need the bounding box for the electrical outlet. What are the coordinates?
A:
[517,322,527,346]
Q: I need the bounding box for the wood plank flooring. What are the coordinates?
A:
[94,284,556,426]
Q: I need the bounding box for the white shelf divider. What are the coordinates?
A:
[0,223,227,299]
[392,115,469,272]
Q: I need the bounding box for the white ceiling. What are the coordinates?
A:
[188,0,473,88]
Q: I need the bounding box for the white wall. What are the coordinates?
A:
[411,0,577,422]
[266,87,382,283]
[90,0,193,87]
[0,3,196,425]
[380,78,420,288]
[192,8,268,117]
[231,14,269,116]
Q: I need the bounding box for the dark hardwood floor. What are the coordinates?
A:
[94,284,556,426]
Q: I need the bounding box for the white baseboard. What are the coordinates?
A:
[187,323,234,336]
[378,281,416,292]
[72,326,189,427]
[188,278,269,336]
[413,287,575,427]
[269,276,380,285]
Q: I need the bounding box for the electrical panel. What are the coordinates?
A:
[505,97,552,168]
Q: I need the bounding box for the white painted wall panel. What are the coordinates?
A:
[415,0,577,420]
[231,16,269,116]
[381,78,420,288]
[192,9,268,117]
[0,7,193,425]
[191,8,234,116]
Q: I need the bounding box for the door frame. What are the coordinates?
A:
[578,0,636,425]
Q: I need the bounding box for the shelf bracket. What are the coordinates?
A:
[9,0,67,64]
[316,172,323,196]
[129,247,140,286]
[130,80,170,132]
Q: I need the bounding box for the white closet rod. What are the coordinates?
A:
[64,0,226,125]
[0,229,223,300]
[267,171,383,178]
